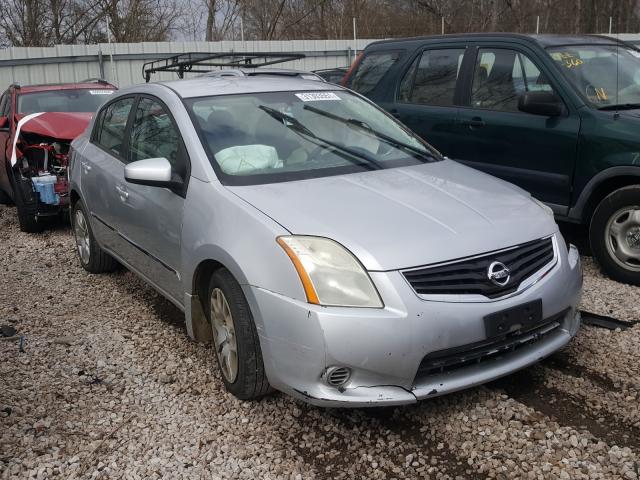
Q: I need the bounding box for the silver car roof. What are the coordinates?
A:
[159,75,340,99]
[202,68,324,80]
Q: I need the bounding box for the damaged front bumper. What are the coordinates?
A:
[243,241,582,408]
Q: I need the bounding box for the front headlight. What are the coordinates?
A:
[532,197,554,216]
[277,235,383,308]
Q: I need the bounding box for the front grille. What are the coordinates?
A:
[403,237,554,299]
[415,309,567,379]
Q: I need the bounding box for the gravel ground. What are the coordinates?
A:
[1,204,639,480]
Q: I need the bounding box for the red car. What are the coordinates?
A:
[0,80,116,232]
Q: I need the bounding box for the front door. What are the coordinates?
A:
[114,96,188,303]
[381,47,467,158]
[455,45,580,210]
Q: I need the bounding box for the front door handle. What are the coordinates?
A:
[460,117,485,129]
[115,185,129,201]
[81,161,92,174]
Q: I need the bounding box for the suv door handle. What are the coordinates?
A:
[460,117,485,129]
[115,184,129,201]
[81,161,92,174]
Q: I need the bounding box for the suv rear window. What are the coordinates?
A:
[347,50,402,96]
[18,89,115,114]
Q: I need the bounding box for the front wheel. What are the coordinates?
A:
[206,268,271,400]
[10,169,41,233]
[590,185,640,285]
[72,200,118,273]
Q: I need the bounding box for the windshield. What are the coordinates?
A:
[18,89,116,114]
[186,90,440,185]
[548,45,640,108]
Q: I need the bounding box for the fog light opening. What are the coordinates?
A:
[324,366,351,388]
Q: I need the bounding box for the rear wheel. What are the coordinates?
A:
[590,185,640,285]
[206,268,271,400]
[72,200,118,273]
[10,169,41,233]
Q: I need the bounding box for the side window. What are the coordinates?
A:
[0,92,9,117]
[95,97,134,158]
[348,50,402,96]
[128,97,183,173]
[471,48,555,112]
[398,49,465,106]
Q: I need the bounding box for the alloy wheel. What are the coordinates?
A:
[210,288,238,383]
[605,206,640,272]
[74,209,91,265]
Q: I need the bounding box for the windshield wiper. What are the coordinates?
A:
[598,103,640,111]
[302,104,437,162]
[258,105,383,169]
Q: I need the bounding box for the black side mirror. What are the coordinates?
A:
[518,91,564,117]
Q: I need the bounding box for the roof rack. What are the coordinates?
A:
[142,52,306,82]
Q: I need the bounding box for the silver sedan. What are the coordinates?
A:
[69,75,582,407]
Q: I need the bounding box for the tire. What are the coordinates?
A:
[9,169,42,233]
[0,187,12,205]
[71,200,119,273]
[589,185,640,286]
[206,268,271,400]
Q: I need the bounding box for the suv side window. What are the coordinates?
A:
[348,50,402,96]
[128,97,187,177]
[471,48,555,112]
[398,49,465,106]
[0,91,9,118]
[95,97,135,158]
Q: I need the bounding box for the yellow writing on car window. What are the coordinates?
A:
[594,87,608,101]
[555,52,584,69]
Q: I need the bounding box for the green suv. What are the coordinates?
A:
[343,34,640,285]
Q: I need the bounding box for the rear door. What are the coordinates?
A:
[83,96,136,250]
[381,46,468,158]
[454,43,580,209]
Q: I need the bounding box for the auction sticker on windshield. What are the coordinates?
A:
[295,92,341,102]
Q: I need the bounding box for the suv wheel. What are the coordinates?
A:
[72,200,118,273]
[10,169,42,233]
[590,185,640,285]
[0,187,12,205]
[206,268,271,400]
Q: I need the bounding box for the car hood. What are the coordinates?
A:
[228,160,558,271]
[17,112,93,140]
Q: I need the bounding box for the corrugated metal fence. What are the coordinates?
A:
[0,40,374,90]
[1,35,639,90]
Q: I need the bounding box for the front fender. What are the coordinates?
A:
[568,165,640,221]
[181,177,307,304]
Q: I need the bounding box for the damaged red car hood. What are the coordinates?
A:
[17,112,93,140]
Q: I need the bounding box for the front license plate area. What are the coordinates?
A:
[484,299,543,338]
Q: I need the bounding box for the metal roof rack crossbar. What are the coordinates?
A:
[142,52,306,82]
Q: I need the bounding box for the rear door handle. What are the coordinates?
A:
[460,117,485,129]
[115,185,129,201]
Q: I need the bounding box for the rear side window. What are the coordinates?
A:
[95,97,135,158]
[398,49,465,106]
[347,50,402,95]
